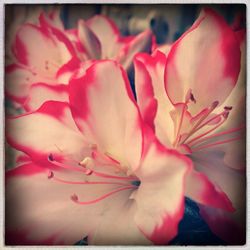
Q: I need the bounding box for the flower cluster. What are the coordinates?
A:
[5,8,246,245]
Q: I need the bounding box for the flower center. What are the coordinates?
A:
[47,147,139,205]
[172,89,244,154]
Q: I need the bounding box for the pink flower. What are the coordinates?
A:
[5,12,80,112]
[5,12,153,113]
[134,8,245,244]
[6,61,192,245]
[67,14,153,70]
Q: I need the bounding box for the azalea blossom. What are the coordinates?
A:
[134,8,246,244]
[5,11,79,112]
[5,10,153,112]
[6,60,196,245]
[71,14,153,70]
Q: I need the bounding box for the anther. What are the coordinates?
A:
[185,89,196,103]
[211,101,219,109]
[224,106,233,111]
[47,170,54,179]
[85,169,93,175]
[190,93,196,103]
[71,194,79,202]
[185,89,192,103]
[48,153,54,161]
[79,157,94,167]
[223,111,230,119]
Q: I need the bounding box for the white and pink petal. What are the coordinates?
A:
[6,163,138,245]
[6,101,89,164]
[133,133,192,244]
[69,60,143,169]
[165,8,241,114]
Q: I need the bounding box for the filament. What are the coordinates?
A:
[71,186,135,205]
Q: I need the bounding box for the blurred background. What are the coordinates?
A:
[5,4,246,48]
[4,3,246,246]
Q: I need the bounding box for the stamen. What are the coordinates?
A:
[85,169,93,175]
[71,186,135,205]
[48,154,137,181]
[212,101,219,109]
[104,152,120,164]
[191,136,242,152]
[79,157,94,168]
[173,104,187,147]
[190,93,196,103]
[224,106,233,111]
[223,111,230,119]
[48,154,86,173]
[48,153,54,161]
[188,125,244,148]
[186,117,227,146]
[47,170,54,179]
[47,171,130,186]
[195,112,225,131]
[185,89,196,103]
[180,101,220,145]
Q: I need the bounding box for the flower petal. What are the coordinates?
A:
[69,61,143,169]
[214,33,246,170]
[6,101,89,164]
[133,131,192,244]
[185,170,234,211]
[117,29,153,70]
[23,83,68,112]
[87,191,150,245]
[134,56,157,130]
[5,64,46,105]
[86,15,119,59]
[165,8,241,114]
[199,202,246,245]
[134,51,175,146]
[77,19,101,59]
[13,23,72,76]
[6,163,137,245]
[40,9,64,30]
[191,150,246,244]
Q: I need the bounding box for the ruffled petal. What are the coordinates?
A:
[6,163,138,245]
[199,202,246,245]
[165,8,241,114]
[41,9,64,30]
[77,19,101,60]
[87,191,150,245]
[6,101,89,164]
[133,131,192,244]
[204,33,246,170]
[13,23,72,76]
[69,60,143,169]
[134,51,175,146]
[86,15,119,59]
[117,29,153,70]
[23,83,68,112]
[185,170,234,211]
[134,56,157,130]
[5,64,47,105]
[191,150,246,244]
